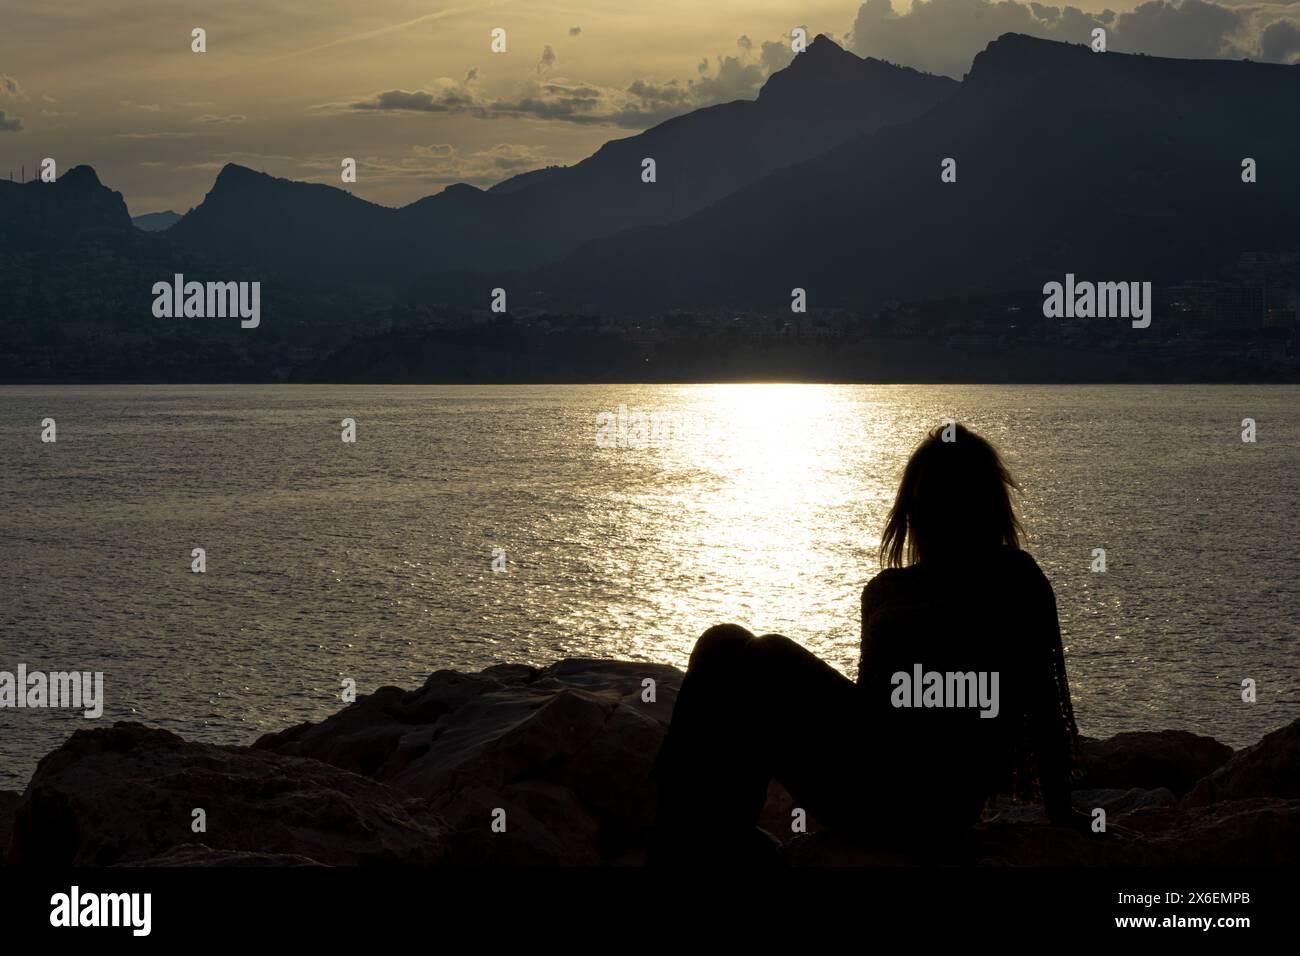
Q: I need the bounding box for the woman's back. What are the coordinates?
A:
[858,545,1067,830]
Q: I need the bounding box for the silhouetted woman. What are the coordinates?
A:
[650,423,1081,864]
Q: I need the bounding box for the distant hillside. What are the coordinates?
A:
[492,34,1300,313]
[131,210,182,232]
[0,167,384,383]
[165,35,956,288]
[0,166,133,246]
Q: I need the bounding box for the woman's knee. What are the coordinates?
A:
[689,623,755,669]
[747,632,804,660]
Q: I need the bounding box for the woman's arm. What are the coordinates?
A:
[857,572,898,686]
[1019,555,1079,826]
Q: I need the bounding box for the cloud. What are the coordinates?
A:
[848,0,1300,76]
[0,74,21,97]
[423,142,545,172]
[626,79,691,107]
[1115,0,1247,59]
[691,54,767,102]
[760,39,797,74]
[337,32,806,130]
[568,26,582,37]
[120,100,161,112]
[0,110,22,131]
[110,130,210,140]
[355,142,563,188]
[1261,16,1300,61]
[193,114,248,125]
[347,82,479,114]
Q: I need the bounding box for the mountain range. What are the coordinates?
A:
[504,32,1300,313]
[2,32,1298,383]
[163,35,955,292]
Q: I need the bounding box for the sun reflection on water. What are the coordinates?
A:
[605,383,899,670]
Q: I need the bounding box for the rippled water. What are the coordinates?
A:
[1,384,1297,788]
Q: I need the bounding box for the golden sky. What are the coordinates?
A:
[1,0,1275,215]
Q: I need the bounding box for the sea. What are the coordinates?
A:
[1,384,1296,788]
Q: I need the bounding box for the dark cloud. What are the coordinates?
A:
[626,79,691,106]
[1260,15,1300,61]
[1,74,21,97]
[0,109,22,131]
[538,45,556,74]
[737,35,754,50]
[568,26,582,37]
[351,86,479,113]
[1116,0,1245,59]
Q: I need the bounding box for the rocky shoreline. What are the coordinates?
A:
[2,658,1296,866]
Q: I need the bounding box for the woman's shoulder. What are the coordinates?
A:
[995,545,1048,575]
[861,565,916,607]
[862,547,1050,601]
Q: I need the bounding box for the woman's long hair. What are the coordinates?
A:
[879,422,1078,802]
[879,422,1024,569]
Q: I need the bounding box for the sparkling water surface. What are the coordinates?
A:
[1,384,1297,788]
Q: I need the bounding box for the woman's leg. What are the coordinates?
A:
[650,624,865,863]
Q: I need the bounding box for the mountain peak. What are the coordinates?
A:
[789,34,859,72]
[758,35,862,104]
[59,165,103,188]
[758,33,953,107]
[212,163,269,187]
[806,33,842,55]
[966,33,1091,82]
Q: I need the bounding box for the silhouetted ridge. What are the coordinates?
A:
[759,33,944,108]
[131,210,181,232]
[206,163,284,198]
[510,37,1300,313]
[967,33,1082,72]
[965,31,1298,89]
[58,165,104,189]
[436,182,485,201]
[0,164,132,242]
[166,35,957,287]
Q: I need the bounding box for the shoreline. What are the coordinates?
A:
[2,657,1296,866]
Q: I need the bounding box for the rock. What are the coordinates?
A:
[1077,729,1233,795]
[758,779,823,844]
[969,819,1158,866]
[6,661,1297,867]
[1183,720,1300,807]
[257,658,684,865]
[0,790,19,863]
[6,722,448,866]
[1124,798,1300,866]
[985,787,1177,825]
[118,844,326,866]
